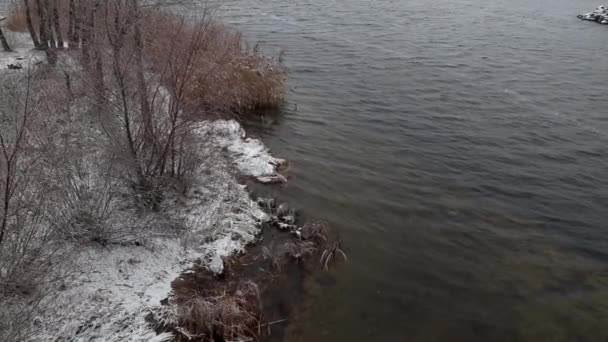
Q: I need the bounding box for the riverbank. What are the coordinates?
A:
[0,3,344,340]
[18,118,289,341]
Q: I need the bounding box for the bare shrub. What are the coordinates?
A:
[48,159,129,245]
[0,70,71,341]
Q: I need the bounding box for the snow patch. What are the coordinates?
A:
[195,120,288,183]
[0,32,44,71]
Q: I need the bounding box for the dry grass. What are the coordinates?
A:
[283,241,317,260]
[221,39,287,113]
[6,0,73,34]
[262,245,283,272]
[300,222,348,270]
[301,222,329,244]
[175,281,261,341]
[320,239,348,271]
[169,266,263,341]
[6,3,28,32]
[144,15,286,118]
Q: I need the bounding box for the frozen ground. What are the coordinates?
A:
[196,120,288,183]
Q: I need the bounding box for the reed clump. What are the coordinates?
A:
[169,266,263,341]
[144,16,286,119]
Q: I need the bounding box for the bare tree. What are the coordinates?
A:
[44,0,57,49]
[23,0,41,49]
[67,0,78,48]
[80,0,92,67]
[52,0,64,48]
[35,0,57,65]
[91,0,104,114]
[90,1,219,208]
[129,1,152,143]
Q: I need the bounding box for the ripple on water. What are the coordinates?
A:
[221,0,608,340]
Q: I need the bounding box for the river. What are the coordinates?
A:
[218,0,608,341]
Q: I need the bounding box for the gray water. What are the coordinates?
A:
[219,0,608,340]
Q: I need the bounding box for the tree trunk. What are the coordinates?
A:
[73,0,81,45]
[24,0,40,48]
[91,0,104,113]
[67,0,76,48]
[35,0,56,65]
[44,0,57,49]
[35,0,48,49]
[80,1,91,67]
[130,1,152,143]
[0,26,11,52]
[52,0,64,49]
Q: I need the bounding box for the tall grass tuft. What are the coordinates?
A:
[170,267,263,341]
[144,17,286,119]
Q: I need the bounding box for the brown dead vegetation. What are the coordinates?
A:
[168,264,263,341]
[149,202,347,342]
[6,2,29,32]
[5,0,287,114]
[144,15,286,118]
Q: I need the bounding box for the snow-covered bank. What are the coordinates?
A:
[27,119,285,341]
[578,5,608,24]
[196,120,288,184]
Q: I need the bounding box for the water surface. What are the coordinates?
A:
[219,0,608,340]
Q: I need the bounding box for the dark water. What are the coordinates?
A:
[220,0,608,340]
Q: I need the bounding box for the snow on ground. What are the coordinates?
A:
[28,120,282,341]
[196,120,288,183]
[32,240,187,341]
[0,31,44,71]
